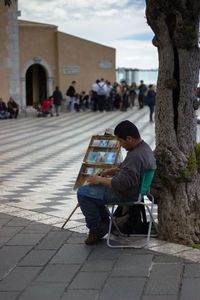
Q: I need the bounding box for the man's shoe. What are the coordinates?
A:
[85,222,109,245]
[85,229,101,245]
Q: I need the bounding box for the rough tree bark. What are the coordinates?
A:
[4,0,15,6]
[146,0,200,244]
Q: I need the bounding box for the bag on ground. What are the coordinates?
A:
[113,204,149,234]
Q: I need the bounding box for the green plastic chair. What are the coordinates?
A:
[106,169,159,248]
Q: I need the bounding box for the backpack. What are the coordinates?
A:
[98,83,106,96]
[113,204,149,234]
[66,86,75,97]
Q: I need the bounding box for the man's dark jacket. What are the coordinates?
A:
[0,102,7,112]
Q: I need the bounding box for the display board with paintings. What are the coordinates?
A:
[74,135,121,189]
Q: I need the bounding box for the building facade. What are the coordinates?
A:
[1,1,116,108]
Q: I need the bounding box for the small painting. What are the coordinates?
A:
[105,152,117,164]
[87,152,98,163]
[107,140,118,148]
[96,152,107,163]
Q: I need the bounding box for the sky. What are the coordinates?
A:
[18,0,158,70]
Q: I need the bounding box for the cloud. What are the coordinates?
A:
[122,32,154,41]
[18,0,158,69]
[19,0,145,20]
[108,39,158,69]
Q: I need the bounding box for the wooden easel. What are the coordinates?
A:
[61,133,121,229]
[61,203,79,229]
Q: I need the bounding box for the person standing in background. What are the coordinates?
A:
[145,84,156,122]
[66,81,76,112]
[91,79,100,111]
[120,80,129,111]
[111,82,121,110]
[138,80,147,109]
[97,78,107,112]
[52,86,62,116]
[105,81,113,111]
[129,82,137,108]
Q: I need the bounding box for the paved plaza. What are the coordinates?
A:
[0,107,156,232]
[0,107,200,300]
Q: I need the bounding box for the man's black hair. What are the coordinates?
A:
[114,120,140,140]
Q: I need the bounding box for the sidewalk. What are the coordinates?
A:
[1,108,200,300]
[1,211,200,300]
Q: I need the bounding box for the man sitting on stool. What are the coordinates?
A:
[77,120,156,245]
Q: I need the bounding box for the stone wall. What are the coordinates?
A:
[0,1,20,105]
[5,1,20,105]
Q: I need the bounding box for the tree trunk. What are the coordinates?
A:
[4,0,15,6]
[145,0,200,244]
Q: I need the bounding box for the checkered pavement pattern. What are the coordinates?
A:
[0,107,157,233]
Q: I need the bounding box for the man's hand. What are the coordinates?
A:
[99,168,119,177]
[87,174,112,188]
[99,170,108,177]
[87,174,101,185]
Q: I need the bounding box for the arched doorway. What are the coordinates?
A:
[26,64,47,107]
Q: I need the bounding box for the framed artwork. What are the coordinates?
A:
[74,134,121,189]
[107,140,118,148]
[73,163,114,190]
[87,152,98,163]
[92,139,109,147]
[84,167,104,175]
[105,152,116,164]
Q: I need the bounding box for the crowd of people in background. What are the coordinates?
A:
[0,79,156,122]
[64,79,156,122]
